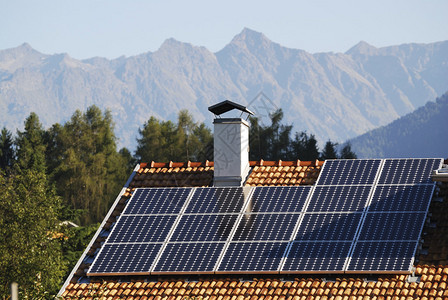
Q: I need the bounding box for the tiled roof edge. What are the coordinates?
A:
[250,159,323,167]
[138,160,324,169]
[140,161,215,169]
[57,163,141,297]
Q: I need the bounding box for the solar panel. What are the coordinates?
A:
[378,158,442,185]
[307,185,372,212]
[232,214,300,241]
[153,242,225,273]
[369,185,434,212]
[248,186,311,212]
[217,242,288,273]
[170,214,238,242]
[282,241,351,273]
[88,243,162,275]
[358,213,426,241]
[108,215,176,243]
[295,213,362,241]
[124,188,192,215]
[185,187,248,213]
[316,159,381,185]
[346,241,415,273]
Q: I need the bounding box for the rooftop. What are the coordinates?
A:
[59,159,448,299]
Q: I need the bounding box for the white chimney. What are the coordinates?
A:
[208,100,254,187]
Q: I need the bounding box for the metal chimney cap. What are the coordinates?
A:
[208,100,254,116]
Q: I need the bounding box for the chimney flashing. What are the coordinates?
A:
[213,118,250,126]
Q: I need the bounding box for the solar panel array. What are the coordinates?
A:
[88,158,442,276]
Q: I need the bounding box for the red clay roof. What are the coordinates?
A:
[62,265,448,299]
[131,160,322,188]
[59,159,448,299]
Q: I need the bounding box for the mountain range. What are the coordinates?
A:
[0,28,447,150]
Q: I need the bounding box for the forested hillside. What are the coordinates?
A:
[349,92,448,158]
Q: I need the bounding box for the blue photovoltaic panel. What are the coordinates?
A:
[282,241,351,272]
[378,158,442,185]
[358,213,426,241]
[347,241,415,272]
[369,185,434,212]
[153,242,225,273]
[186,187,247,213]
[307,185,372,212]
[124,188,191,215]
[170,214,238,242]
[295,213,362,241]
[108,215,176,243]
[316,159,381,185]
[88,243,162,275]
[217,242,288,272]
[249,186,311,212]
[232,214,300,241]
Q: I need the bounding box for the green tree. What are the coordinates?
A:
[291,132,319,161]
[249,115,268,160]
[0,127,14,172]
[119,147,137,174]
[249,109,293,161]
[339,143,357,159]
[136,116,165,162]
[192,123,214,161]
[0,170,65,299]
[0,113,66,298]
[136,110,213,162]
[60,223,98,277]
[15,113,47,173]
[269,109,293,160]
[177,109,195,161]
[321,140,338,159]
[48,106,128,225]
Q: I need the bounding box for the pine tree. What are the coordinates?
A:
[191,123,213,161]
[291,132,319,161]
[339,143,357,159]
[177,109,195,161]
[135,116,163,162]
[15,113,47,173]
[303,134,319,161]
[119,147,137,174]
[0,127,14,172]
[321,140,338,159]
[249,116,267,160]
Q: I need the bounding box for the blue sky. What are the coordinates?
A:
[1,0,447,59]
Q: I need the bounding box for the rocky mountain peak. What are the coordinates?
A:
[228,27,273,49]
[0,43,47,71]
[17,42,33,51]
[346,41,378,56]
[158,38,197,52]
